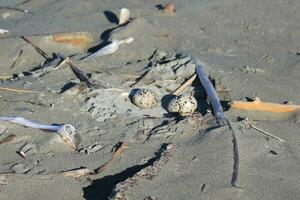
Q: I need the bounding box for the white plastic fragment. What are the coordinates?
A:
[0,29,9,34]
[0,116,79,149]
[119,8,130,25]
[84,37,134,59]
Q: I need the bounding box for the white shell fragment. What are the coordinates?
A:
[119,8,130,25]
[131,88,159,109]
[167,94,198,116]
[84,37,134,59]
[0,29,9,34]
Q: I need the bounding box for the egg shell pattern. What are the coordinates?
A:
[132,89,159,109]
[167,94,197,116]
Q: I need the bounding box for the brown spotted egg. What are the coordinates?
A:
[167,94,197,116]
[131,88,159,109]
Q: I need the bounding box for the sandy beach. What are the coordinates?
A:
[0,0,300,199]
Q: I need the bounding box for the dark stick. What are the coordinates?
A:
[20,36,50,60]
[10,49,23,69]
[66,59,94,88]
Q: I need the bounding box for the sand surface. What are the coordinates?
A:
[0,0,300,199]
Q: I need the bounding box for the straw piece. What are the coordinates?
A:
[0,87,38,93]
[172,73,196,95]
[244,118,285,142]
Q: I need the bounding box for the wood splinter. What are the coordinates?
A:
[231,97,300,113]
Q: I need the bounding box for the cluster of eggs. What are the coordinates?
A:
[131,88,197,116]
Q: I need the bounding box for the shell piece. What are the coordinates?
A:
[119,8,130,25]
[167,94,197,116]
[131,89,159,109]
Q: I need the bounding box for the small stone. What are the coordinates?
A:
[131,89,159,109]
[167,94,197,116]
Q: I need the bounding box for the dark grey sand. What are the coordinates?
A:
[0,0,300,199]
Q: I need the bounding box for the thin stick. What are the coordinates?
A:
[20,36,50,60]
[94,142,129,174]
[172,73,197,95]
[245,119,285,142]
[0,86,38,93]
[65,59,94,88]
[10,49,23,69]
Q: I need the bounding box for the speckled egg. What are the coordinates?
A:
[131,88,159,109]
[167,94,197,116]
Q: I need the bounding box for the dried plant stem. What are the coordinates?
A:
[0,86,38,93]
[245,119,285,142]
[172,73,197,95]
[94,142,129,174]
[20,36,50,60]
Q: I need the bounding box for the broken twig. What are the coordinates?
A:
[94,142,129,174]
[244,118,285,142]
[172,73,196,95]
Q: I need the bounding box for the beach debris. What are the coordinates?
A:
[131,88,159,109]
[60,82,87,96]
[11,163,32,174]
[144,197,158,200]
[231,97,300,113]
[0,116,80,150]
[17,142,36,159]
[243,118,285,142]
[0,28,9,34]
[119,8,130,25]
[0,6,29,14]
[167,94,198,116]
[79,143,104,155]
[0,134,16,145]
[94,142,129,174]
[164,2,175,15]
[20,36,50,60]
[172,73,197,95]
[131,51,195,87]
[242,65,265,73]
[64,167,92,178]
[109,143,176,200]
[83,37,134,60]
[64,58,94,88]
[0,174,8,185]
[10,49,24,69]
[50,32,93,49]
[0,86,39,93]
[191,54,225,120]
